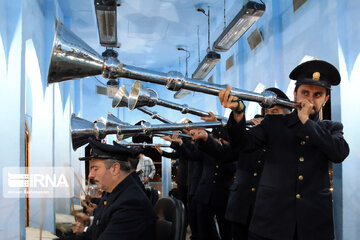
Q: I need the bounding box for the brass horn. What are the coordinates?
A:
[48,20,297,109]
[127,81,226,121]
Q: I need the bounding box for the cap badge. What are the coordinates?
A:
[312,72,320,81]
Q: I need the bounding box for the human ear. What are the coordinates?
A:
[322,95,330,107]
[110,163,121,175]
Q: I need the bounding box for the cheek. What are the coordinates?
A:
[295,94,305,101]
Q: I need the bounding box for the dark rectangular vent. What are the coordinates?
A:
[96,85,107,95]
[226,55,234,71]
[247,28,263,51]
[293,0,307,12]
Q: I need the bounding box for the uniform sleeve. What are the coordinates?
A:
[298,120,350,163]
[160,149,180,159]
[198,135,237,163]
[178,138,195,159]
[227,112,267,152]
[159,142,181,158]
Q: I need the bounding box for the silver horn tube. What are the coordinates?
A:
[136,107,173,124]
[128,81,226,121]
[118,142,171,148]
[47,21,297,109]
[117,65,298,109]
[116,121,226,135]
[106,112,189,139]
[106,113,134,140]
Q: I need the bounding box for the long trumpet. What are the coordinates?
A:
[113,83,225,121]
[117,142,171,148]
[137,107,173,124]
[112,85,173,124]
[115,120,226,135]
[127,81,226,120]
[47,20,298,109]
[71,114,215,150]
[106,113,189,138]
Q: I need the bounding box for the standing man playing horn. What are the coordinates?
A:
[218,60,349,240]
[191,88,292,240]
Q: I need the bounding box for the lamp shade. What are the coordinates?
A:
[212,1,265,52]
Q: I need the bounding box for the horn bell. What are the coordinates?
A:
[106,113,134,140]
[128,80,158,110]
[70,114,97,150]
[106,113,132,128]
[112,85,129,108]
[47,20,105,85]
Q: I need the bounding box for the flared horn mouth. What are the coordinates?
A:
[47,20,104,85]
[70,114,96,150]
[112,85,130,108]
[128,81,158,110]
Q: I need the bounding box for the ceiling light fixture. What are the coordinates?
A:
[174,47,192,99]
[176,47,190,78]
[192,6,221,80]
[212,1,265,52]
[94,0,120,47]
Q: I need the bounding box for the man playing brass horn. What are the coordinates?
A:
[218,60,349,240]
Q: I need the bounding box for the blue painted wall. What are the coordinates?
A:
[0,0,359,239]
[0,0,26,239]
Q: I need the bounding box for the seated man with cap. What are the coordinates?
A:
[62,138,156,240]
[218,60,350,240]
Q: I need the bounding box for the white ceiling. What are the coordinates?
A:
[58,0,247,74]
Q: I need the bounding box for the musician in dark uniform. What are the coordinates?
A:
[218,60,350,240]
[190,126,234,240]
[154,136,189,209]
[63,138,156,240]
[191,88,292,240]
[155,136,218,240]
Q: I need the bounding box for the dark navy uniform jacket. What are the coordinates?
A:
[69,174,156,240]
[187,145,204,197]
[199,135,265,225]
[130,171,146,193]
[161,141,189,186]
[227,111,349,240]
[195,140,235,207]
